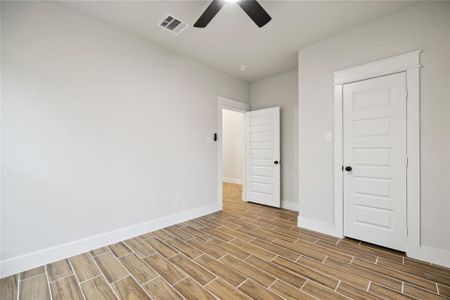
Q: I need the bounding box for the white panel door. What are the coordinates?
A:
[245,107,280,207]
[343,72,407,251]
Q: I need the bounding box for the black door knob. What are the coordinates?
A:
[345,166,352,172]
[274,161,279,165]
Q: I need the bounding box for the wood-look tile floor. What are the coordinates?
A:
[2,182,450,300]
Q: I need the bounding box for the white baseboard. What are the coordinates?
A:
[407,244,450,269]
[0,202,221,278]
[297,217,450,269]
[223,177,242,184]
[281,201,299,212]
[297,216,343,238]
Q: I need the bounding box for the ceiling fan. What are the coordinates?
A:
[194,0,272,28]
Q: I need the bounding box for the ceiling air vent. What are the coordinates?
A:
[159,15,188,35]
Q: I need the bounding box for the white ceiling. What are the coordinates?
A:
[61,1,418,82]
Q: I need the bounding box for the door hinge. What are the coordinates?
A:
[405,157,409,167]
[405,88,408,100]
[406,226,409,236]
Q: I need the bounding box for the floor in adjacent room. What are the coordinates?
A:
[1,182,450,299]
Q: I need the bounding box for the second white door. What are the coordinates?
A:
[245,107,280,207]
[343,72,407,251]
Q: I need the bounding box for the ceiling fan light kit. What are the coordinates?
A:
[194,0,272,28]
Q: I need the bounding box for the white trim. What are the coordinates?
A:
[334,84,344,239]
[334,50,421,85]
[334,51,422,243]
[281,201,299,212]
[218,96,250,112]
[218,97,250,205]
[297,217,341,238]
[408,245,450,268]
[405,67,421,258]
[223,177,243,185]
[0,202,221,278]
[329,50,449,268]
[404,67,449,268]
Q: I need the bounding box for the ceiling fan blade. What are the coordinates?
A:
[193,0,226,28]
[238,0,272,28]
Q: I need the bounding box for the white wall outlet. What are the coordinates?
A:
[324,132,332,143]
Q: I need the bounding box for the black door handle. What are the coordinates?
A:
[274,161,279,165]
[345,166,352,172]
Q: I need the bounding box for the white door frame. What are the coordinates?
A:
[218,97,250,209]
[334,50,422,256]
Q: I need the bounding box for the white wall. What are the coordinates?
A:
[250,70,298,211]
[1,1,248,275]
[222,109,244,184]
[298,2,450,259]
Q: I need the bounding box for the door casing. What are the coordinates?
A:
[334,50,421,259]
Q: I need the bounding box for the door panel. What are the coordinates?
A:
[343,73,407,251]
[245,107,280,207]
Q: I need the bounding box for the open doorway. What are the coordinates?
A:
[218,97,281,210]
[217,97,249,210]
[222,108,245,209]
